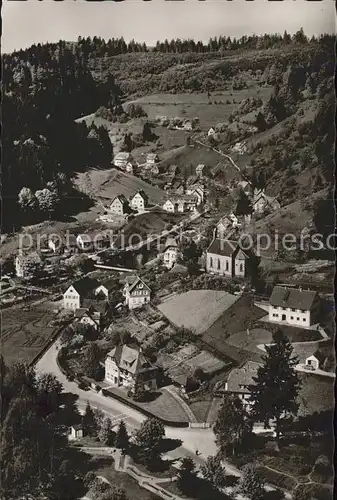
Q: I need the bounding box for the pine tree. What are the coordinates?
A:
[201,455,226,489]
[239,463,265,500]
[213,395,250,456]
[115,420,129,453]
[177,457,197,495]
[249,329,301,439]
[235,189,253,216]
[82,401,97,437]
[98,417,115,445]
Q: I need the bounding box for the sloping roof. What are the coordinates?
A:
[106,345,154,375]
[124,275,150,293]
[235,249,249,261]
[111,194,128,204]
[169,263,188,274]
[96,278,118,292]
[207,238,239,257]
[269,286,318,311]
[68,277,100,296]
[227,361,262,393]
[147,153,158,161]
[131,190,148,202]
[82,298,107,315]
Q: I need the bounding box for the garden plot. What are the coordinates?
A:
[158,289,239,334]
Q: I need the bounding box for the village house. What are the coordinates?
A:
[104,344,157,392]
[63,277,99,311]
[216,213,245,238]
[162,199,176,213]
[196,164,205,177]
[237,180,253,197]
[146,153,159,166]
[305,352,326,371]
[48,235,65,254]
[123,275,151,310]
[162,194,197,213]
[224,361,262,409]
[15,252,42,278]
[129,190,149,213]
[125,162,134,174]
[253,189,280,214]
[268,286,321,327]
[162,237,180,269]
[114,152,134,170]
[206,238,254,278]
[94,278,117,300]
[185,183,205,206]
[208,127,216,136]
[109,195,131,216]
[74,306,101,331]
[69,424,84,440]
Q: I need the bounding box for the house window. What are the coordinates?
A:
[210,257,213,268]
[240,263,243,272]
[291,316,294,320]
[297,317,300,321]
[303,318,306,322]
[225,261,229,271]
[217,259,221,270]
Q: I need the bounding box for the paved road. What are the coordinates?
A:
[36,341,217,459]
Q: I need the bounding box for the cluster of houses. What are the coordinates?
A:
[162,182,205,213]
[109,190,149,216]
[113,152,160,177]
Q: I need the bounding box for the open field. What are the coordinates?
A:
[1,303,60,365]
[158,290,240,335]
[75,167,166,207]
[127,89,272,130]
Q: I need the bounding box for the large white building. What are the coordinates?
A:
[114,152,134,170]
[109,195,131,215]
[268,286,321,327]
[105,344,157,392]
[129,190,149,213]
[162,238,180,269]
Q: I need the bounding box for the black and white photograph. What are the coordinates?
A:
[1,1,336,500]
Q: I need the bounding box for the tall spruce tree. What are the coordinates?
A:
[248,329,301,439]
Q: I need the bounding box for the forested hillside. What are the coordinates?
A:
[2,31,334,231]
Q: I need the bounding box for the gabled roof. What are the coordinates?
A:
[131,190,148,202]
[66,277,100,296]
[111,194,128,205]
[74,306,100,322]
[269,286,318,311]
[106,345,154,375]
[164,237,178,251]
[207,238,240,257]
[124,275,150,293]
[146,153,159,161]
[82,298,107,315]
[226,361,262,393]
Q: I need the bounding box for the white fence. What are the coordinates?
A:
[188,422,211,429]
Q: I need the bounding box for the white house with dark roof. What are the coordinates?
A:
[63,277,100,311]
[129,190,149,213]
[146,153,159,165]
[104,344,157,392]
[109,195,131,215]
[196,164,205,177]
[206,238,252,278]
[268,286,321,327]
[123,275,151,310]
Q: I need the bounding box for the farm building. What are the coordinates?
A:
[146,153,159,165]
[185,183,205,206]
[69,424,83,440]
[237,180,253,196]
[268,286,321,327]
[76,231,111,252]
[123,275,151,310]
[104,344,157,393]
[208,127,216,136]
[196,164,205,177]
